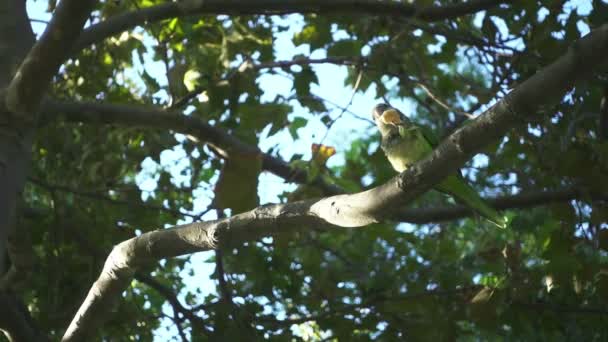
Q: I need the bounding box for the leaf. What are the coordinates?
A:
[140,69,161,94]
[183,69,202,92]
[293,23,331,51]
[288,117,307,139]
[327,39,363,57]
[293,67,318,97]
[239,102,291,134]
[213,151,261,214]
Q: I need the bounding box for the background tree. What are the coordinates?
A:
[1,0,608,340]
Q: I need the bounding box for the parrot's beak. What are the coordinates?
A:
[379,109,402,125]
[372,103,402,125]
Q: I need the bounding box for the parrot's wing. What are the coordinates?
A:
[418,123,471,180]
[438,176,507,229]
[417,123,440,148]
[395,123,436,151]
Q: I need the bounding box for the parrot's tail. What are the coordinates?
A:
[438,177,507,229]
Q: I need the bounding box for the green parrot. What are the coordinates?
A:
[372,103,507,229]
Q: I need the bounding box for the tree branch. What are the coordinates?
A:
[4,0,96,117]
[73,0,505,53]
[42,100,344,195]
[134,273,211,337]
[0,291,48,342]
[28,177,204,220]
[415,0,506,22]
[61,24,608,341]
[395,187,608,224]
[23,182,601,226]
[513,300,608,316]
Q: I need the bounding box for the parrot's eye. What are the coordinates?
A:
[372,103,391,119]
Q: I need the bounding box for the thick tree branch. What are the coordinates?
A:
[0,291,48,342]
[61,24,608,340]
[64,218,213,336]
[395,187,608,224]
[73,0,505,53]
[4,0,96,117]
[42,100,343,195]
[23,185,601,226]
[415,0,506,21]
[0,1,34,87]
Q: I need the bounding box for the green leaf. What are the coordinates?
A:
[183,69,202,92]
[327,39,363,57]
[293,23,331,51]
[288,117,307,139]
[293,67,318,97]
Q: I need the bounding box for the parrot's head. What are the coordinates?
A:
[372,103,411,136]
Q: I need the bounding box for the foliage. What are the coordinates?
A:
[11,0,608,341]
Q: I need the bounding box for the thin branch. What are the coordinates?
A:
[407,19,518,53]
[29,18,51,25]
[255,312,331,326]
[174,310,188,342]
[170,56,360,110]
[256,284,479,328]
[319,67,364,144]
[599,83,608,141]
[395,187,608,224]
[135,272,212,337]
[29,178,204,220]
[253,56,360,70]
[415,82,475,118]
[73,0,505,54]
[214,249,233,305]
[514,300,608,316]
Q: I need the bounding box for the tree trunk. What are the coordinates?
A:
[0,0,36,275]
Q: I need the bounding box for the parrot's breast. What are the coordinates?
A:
[382,129,431,172]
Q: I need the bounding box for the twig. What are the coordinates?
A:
[318,67,364,145]
[28,177,205,220]
[170,57,361,110]
[416,82,475,118]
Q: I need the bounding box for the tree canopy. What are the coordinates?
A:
[1,0,608,341]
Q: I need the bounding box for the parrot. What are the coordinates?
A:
[372,103,507,229]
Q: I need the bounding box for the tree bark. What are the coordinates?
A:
[0,0,97,339]
[0,0,36,277]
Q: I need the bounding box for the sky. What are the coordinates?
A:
[25,0,594,340]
